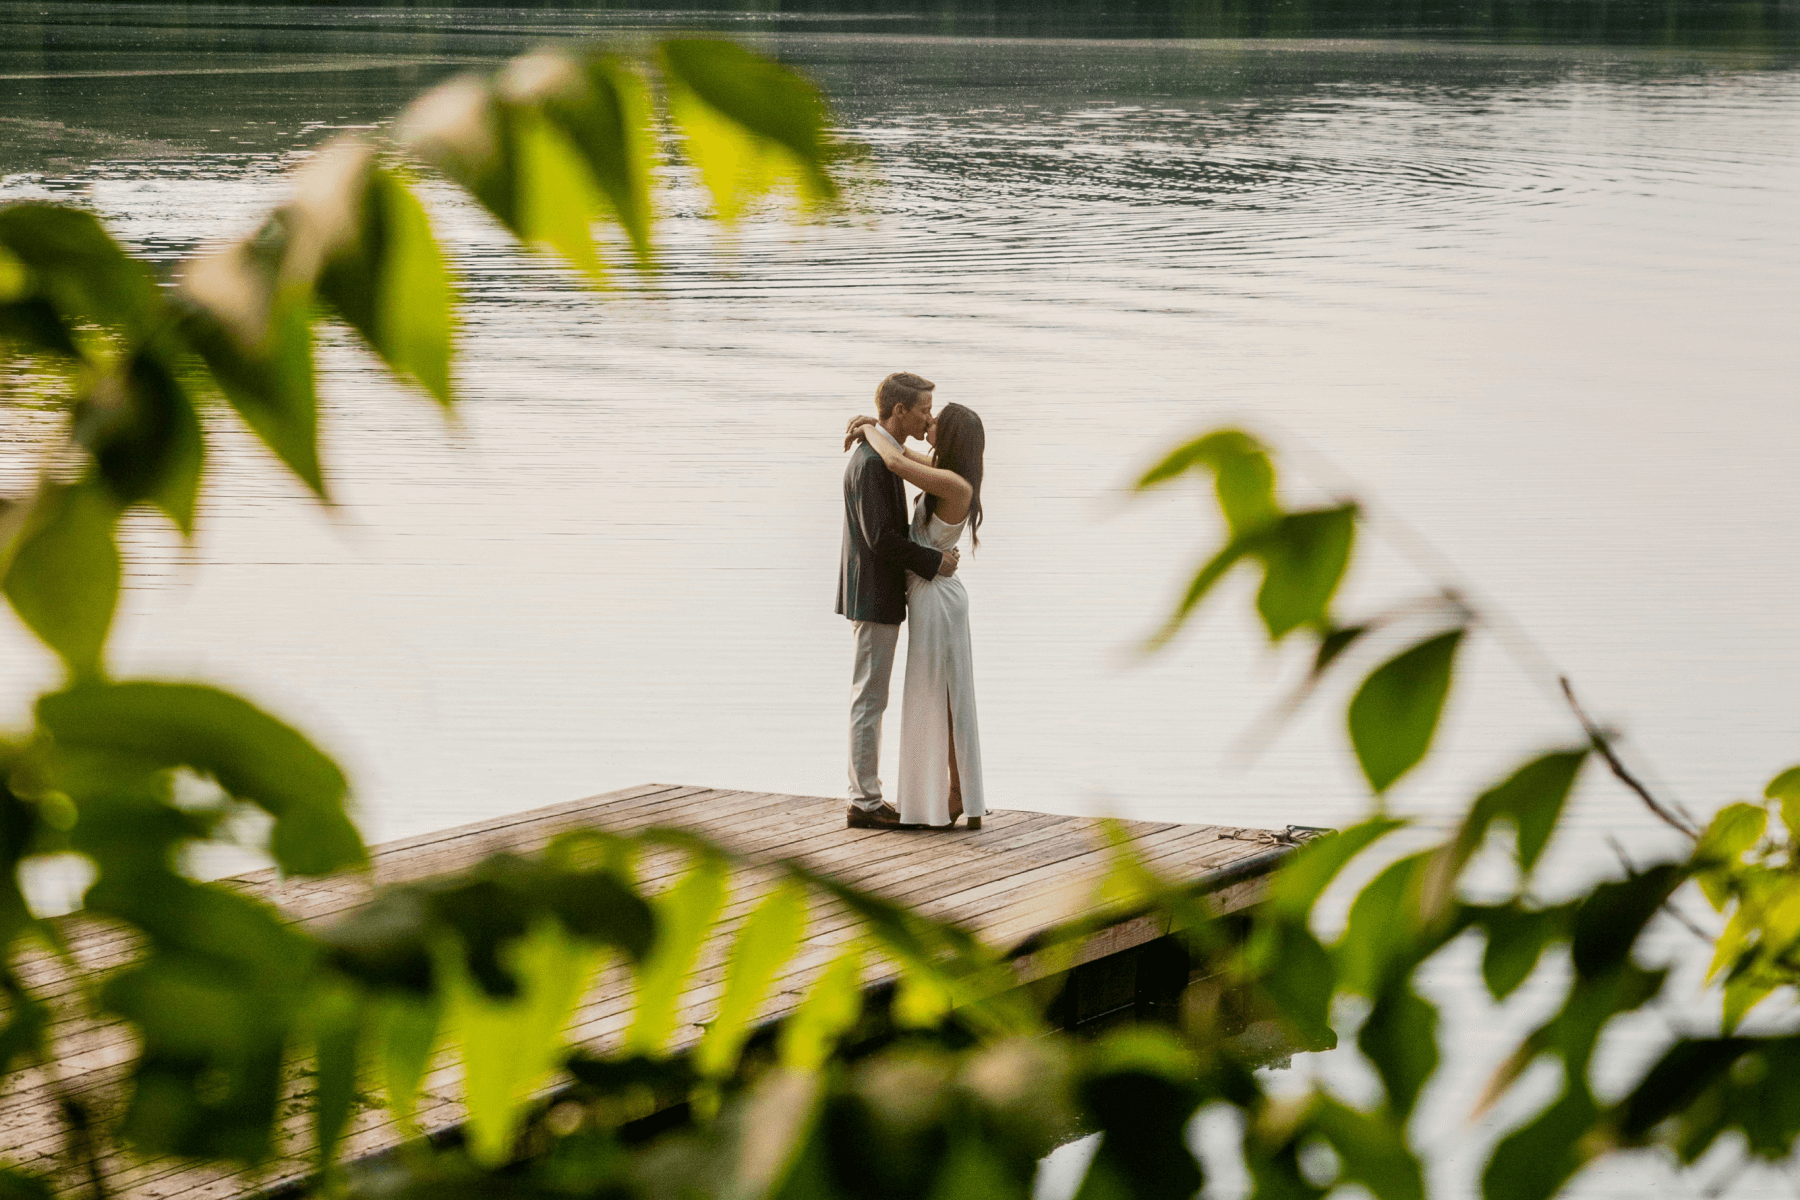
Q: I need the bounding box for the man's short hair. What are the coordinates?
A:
[875,371,935,418]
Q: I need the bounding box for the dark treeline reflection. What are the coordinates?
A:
[1,0,1796,49]
[30,0,1796,49]
[532,0,1800,48]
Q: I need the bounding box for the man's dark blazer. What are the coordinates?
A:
[837,439,943,625]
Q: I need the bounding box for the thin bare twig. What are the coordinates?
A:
[1269,424,1699,824]
[1565,677,1699,840]
[1271,426,1570,710]
[1663,901,1719,945]
[1606,834,1637,874]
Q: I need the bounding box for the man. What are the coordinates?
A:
[837,371,957,830]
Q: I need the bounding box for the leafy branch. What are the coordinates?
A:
[0,35,846,1194]
[1133,424,1800,1198]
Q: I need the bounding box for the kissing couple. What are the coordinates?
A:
[836,371,986,832]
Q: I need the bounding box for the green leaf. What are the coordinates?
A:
[321,889,435,995]
[1697,801,1766,867]
[1255,505,1357,641]
[927,1128,1030,1200]
[369,172,453,405]
[1313,1097,1425,1200]
[0,1168,53,1200]
[1077,1034,1205,1200]
[1476,904,1568,1002]
[1695,802,1768,909]
[1488,962,1665,1111]
[1610,1037,1752,1144]
[661,39,837,219]
[1570,865,1681,981]
[1482,750,1587,875]
[777,944,863,1072]
[627,851,729,1054]
[2,479,120,679]
[1706,894,1756,979]
[398,75,519,229]
[893,964,955,1029]
[1679,1037,1800,1159]
[695,881,807,1080]
[1347,629,1465,794]
[1767,766,1800,846]
[99,886,317,1164]
[1764,766,1800,801]
[500,49,658,274]
[511,106,607,279]
[1313,623,1367,677]
[37,681,365,875]
[1723,973,1776,1033]
[0,296,79,358]
[1432,751,1588,916]
[316,166,455,408]
[0,204,161,338]
[791,864,1031,1038]
[1260,919,1337,1049]
[1481,1088,1599,1200]
[1264,816,1406,922]
[1134,429,1279,537]
[181,272,325,499]
[1144,529,1260,650]
[1335,852,1434,998]
[75,347,204,533]
[544,53,655,262]
[0,778,47,948]
[402,59,653,288]
[445,919,604,1167]
[0,972,49,1078]
[309,984,364,1179]
[1357,982,1438,1119]
[1215,446,1280,537]
[0,244,24,301]
[536,864,657,960]
[374,993,441,1135]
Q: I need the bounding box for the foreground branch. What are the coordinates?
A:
[1562,676,1698,839]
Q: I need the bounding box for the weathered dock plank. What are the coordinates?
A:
[0,785,1300,1198]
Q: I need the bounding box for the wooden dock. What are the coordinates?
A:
[1,784,1304,1199]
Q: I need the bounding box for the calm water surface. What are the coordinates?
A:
[2,4,1798,1195]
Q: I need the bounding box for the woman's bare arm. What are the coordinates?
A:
[857,427,973,508]
[843,414,930,462]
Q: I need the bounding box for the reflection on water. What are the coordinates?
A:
[3,5,1799,1195]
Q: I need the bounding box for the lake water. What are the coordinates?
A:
[2,2,1798,1195]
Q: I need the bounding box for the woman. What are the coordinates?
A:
[851,403,986,831]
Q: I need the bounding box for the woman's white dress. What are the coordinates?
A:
[897,496,985,828]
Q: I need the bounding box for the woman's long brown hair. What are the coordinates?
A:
[929,403,985,548]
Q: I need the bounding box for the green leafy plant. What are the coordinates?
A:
[0,36,854,1195]
[1123,427,1800,1199]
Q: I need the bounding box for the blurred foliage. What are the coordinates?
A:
[1127,428,1800,1198]
[1,30,1799,1200]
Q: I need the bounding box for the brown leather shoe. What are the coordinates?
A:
[847,803,905,829]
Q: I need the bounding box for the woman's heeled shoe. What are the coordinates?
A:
[966,816,981,830]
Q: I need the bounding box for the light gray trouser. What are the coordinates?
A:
[848,620,901,810]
